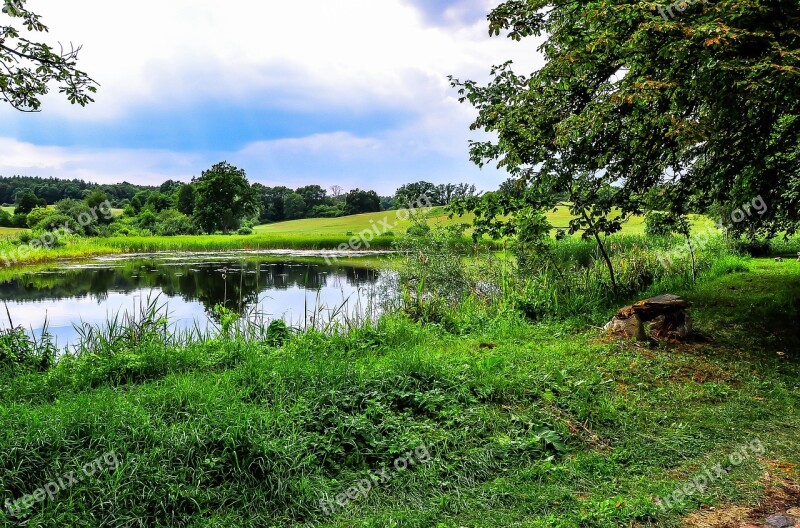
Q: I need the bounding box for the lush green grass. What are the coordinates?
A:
[254,207,711,238]
[0,233,402,267]
[1,256,798,526]
[253,206,654,236]
[0,227,22,239]
[254,207,473,235]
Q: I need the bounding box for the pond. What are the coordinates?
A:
[0,252,392,350]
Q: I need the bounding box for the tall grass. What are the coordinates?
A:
[1,234,799,526]
[393,228,748,323]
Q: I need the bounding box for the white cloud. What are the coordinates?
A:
[15,0,539,119]
[0,137,204,185]
[0,1,543,190]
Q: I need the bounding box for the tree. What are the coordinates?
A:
[344,189,381,215]
[379,196,396,211]
[296,185,327,208]
[0,0,98,111]
[159,180,181,195]
[145,192,171,213]
[85,189,107,209]
[193,162,257,234]
[256,185,292,223]
[451,0,800,239]
[395,181,438,207]
[284,193,307,220]
[176,184,196,215]
[329,185,344,200]
[14,190,44,214]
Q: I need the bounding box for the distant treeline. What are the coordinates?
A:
[0,176,155,207]
[0,175,480,226]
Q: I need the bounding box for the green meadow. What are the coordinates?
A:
[1,252,799,527]
[253,206,659,236]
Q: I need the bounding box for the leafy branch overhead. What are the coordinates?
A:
[0,0,97,112]
[451,0,800,241]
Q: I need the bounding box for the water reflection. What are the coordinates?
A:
[0,256,385,348]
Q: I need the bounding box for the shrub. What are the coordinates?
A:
[25,207,51,228]
[731,238,771,257]
[0,327,55,376]
[405,221,431,237]
[312,204,343,218]
[137,209,157,230]
[265,319,290,347]
[154,210,197,236]
[393,223,474,321]
[15,231,33,244]
[10,213,28,228]
[33,212,77,233]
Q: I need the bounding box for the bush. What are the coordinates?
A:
[15,231,34,244]
[312,204,343,218]
[393,223,474,317]
[0,208,12,227]
[10,213,28,228]
[405,221,431,237]
[137,210,157,230]
[25,207,51,228]
[153,210,197,236]
[731,238,771,257]
[237,226,254,235]
[33,212,77,233]
[0,327,55,376]
[52,198,111,235]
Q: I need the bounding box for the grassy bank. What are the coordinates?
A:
[0,233,401,267]
[0,206,714,268]
[1,254,799,526]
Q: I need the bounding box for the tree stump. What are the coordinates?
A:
[604,294,692,341]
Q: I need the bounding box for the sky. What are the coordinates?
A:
[0,0,543,195]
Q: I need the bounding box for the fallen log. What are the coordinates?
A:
[604,294,692,341]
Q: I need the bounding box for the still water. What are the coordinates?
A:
[0,252,388,349]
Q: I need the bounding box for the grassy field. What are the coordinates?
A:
[254,207,475,235]
[0,227,22,239]
[253,206,662,236]
[255,207,724,239]
[0,257,798,526]
[0,205,733,268]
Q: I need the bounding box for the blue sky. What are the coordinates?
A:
[0,0,541,194]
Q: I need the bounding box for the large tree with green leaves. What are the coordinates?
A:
[344,189,381,215]
[193,162,257,234]
[1,0,97,111]
[451,0,800,243]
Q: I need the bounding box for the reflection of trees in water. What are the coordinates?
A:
[0,259,381,320]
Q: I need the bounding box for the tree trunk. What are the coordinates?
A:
[685,232,698,283]
[581,210,617,292]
